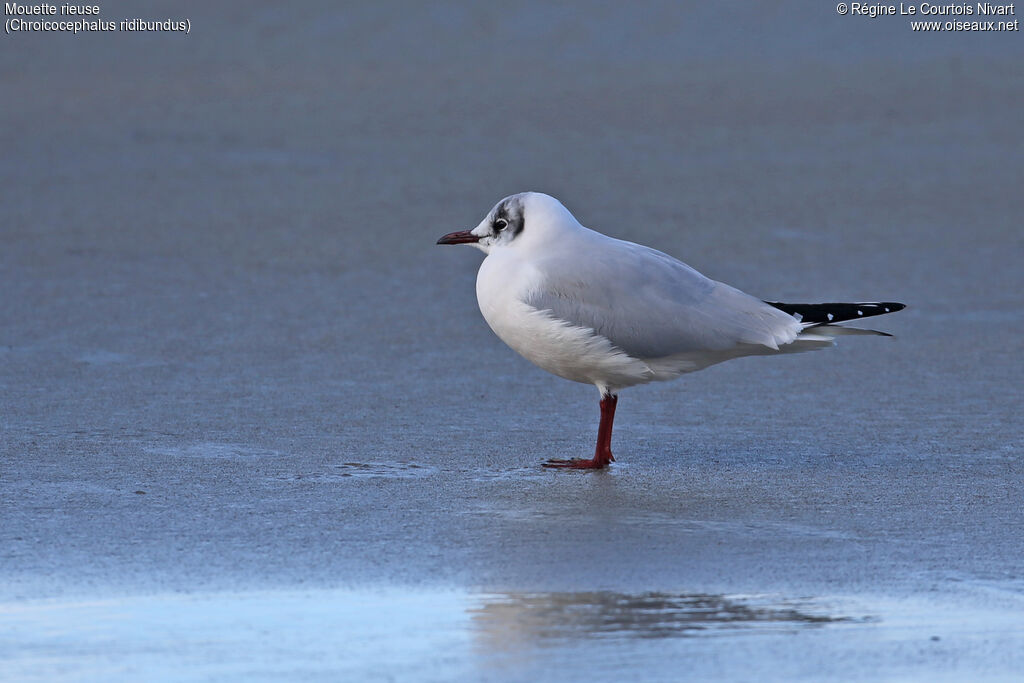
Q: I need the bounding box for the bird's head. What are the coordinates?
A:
[437,192,578,255]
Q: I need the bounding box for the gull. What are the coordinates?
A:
[437,192,904,469]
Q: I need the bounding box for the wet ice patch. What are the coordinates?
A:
[4,588,1024,682]
[470,591,862,644]
[0,588,863,683]
[331,462,437,479]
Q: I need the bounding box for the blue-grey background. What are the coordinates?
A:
[1,2,1022,681]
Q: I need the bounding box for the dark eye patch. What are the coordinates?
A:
[491,196,524,239]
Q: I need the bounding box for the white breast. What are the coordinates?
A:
[475,250,654,393]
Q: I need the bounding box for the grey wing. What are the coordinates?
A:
[524,238,801,359]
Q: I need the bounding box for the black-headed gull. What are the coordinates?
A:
[438,192,904,470]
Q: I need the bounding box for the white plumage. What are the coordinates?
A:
[468,192,829,394]
[438,192,901,469]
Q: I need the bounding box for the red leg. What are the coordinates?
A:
[544,394,618,470]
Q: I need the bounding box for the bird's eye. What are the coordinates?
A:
[494,218,509,232]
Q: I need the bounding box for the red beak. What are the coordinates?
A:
[436,230,480,245]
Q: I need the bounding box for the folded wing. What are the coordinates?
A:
[523,234,802,360]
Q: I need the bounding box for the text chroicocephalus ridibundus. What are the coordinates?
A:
[437,192,904,470]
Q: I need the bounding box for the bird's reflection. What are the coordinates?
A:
[470,591,852,648]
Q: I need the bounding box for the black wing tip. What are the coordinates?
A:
[765,300,907,325]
